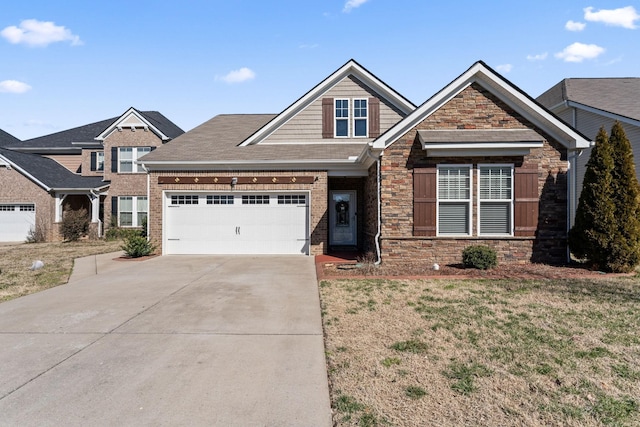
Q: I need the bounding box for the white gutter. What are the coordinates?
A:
[366,145,382,265]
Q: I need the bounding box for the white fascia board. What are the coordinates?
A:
[141,158,366,172]
[0,154,51,192]
[375,62,591,150]
[95,107,170,141]
[426,148,535,157]
[240,60,415,147]
[566,101,640,127]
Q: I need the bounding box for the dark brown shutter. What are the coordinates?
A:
[322,98,334,139]
[111,147,118,173]
[514,164,539,236]
[368,97,380,138]
[90,152,97,171]
[111,196,118,219]
[413,167,437,236]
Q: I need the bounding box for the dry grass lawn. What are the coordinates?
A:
[320,277,640,426]
[0,240,123,302]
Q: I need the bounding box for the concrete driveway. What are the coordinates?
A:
[0,255,331,426]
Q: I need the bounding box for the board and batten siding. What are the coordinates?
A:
[265,75,406,143]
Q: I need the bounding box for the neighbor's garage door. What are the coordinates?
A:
[165,193,309,255]
[0,204,35,242]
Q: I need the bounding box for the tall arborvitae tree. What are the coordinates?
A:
[569,126,616,269]
[607,121,640,272]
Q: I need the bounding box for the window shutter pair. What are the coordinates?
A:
[321,97,380,138]
[412,164,539,236]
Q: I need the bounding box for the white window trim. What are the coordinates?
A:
[118,147,151,173]
[477,164,514,237]
[436,164,472,236]
[96,151,105,171]
[353,98,368,138]
[334,98,350,138]
[118,195,148,227]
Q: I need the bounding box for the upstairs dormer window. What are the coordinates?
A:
[335,99,349,137]
[334,99,368,138]
[353,99,368,137]
[324,97,378,139]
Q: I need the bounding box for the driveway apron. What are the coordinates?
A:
[0,255,331,426]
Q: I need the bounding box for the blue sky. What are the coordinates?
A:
[1,1,639,139]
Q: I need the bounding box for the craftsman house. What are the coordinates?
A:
[141,60,591,264]
[0,109,183,242]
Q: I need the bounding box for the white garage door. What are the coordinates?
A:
[0,204,35,242]
[164,193,309,255]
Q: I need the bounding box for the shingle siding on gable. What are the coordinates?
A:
[265,75,406,143]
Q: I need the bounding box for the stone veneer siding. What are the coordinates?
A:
[148,170,328,255]
[379,83,569,265]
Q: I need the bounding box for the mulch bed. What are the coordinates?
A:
[317,260,633,280]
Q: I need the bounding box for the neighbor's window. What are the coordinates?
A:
[478,165,513,235]
[118,147,151,173]
[118,196,147,227]
[335,99,349,137]
[353,99,368,137]
[437,165,471,235]
[96,151,105,171]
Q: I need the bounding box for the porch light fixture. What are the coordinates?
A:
[231,177,238,187]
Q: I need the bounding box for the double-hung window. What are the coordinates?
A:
[478,165,513,235]
[334,99,368,138]
[118,147,151,173]
[437,166,471,235]
[335,99,349,137]
[353,99,368,137]
[118,196,147,227]
[96,151,104,171]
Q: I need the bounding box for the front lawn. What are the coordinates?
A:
[0,240,123,302]
[320,277,640,426]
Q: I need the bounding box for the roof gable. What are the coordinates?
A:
[374,61,591,151]
[537,78,640,125]
[0,147,106,191]
[239,59,416,146]
[96,107,179,141]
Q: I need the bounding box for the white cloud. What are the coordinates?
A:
[343,0,369,13]
[217,67,256,84]
[565,20,586,31]
[496,64,513,73]
[1,19,82,47]
[0,80,32,94]
[526,52,548,61]
[584,6,639,29]
[555,42,605,62]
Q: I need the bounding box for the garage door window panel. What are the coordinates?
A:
[171,195,199,205]
[207,195,234,205]
[242,195,270,205]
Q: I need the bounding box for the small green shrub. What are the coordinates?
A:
[59,206,89,242]
[462,245,498,270]
[121,235,156,258]
[106,227,141,241]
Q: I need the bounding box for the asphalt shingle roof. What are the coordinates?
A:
[0,147,106,190]
[141,114,367,164]
[0,129,20,147]
[10,110,184,149]
[537,78,640,122]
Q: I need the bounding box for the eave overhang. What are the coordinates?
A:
[417,129,544,157]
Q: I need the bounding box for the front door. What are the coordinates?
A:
[329,191,357,246]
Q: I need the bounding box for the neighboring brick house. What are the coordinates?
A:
[141,60,591,264]
[0,109,183,242]
[537,78,640,224]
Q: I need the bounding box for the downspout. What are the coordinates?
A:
[366,145,382,265]
[142,163,151,242]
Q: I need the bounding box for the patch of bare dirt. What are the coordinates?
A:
[320,260,626,280]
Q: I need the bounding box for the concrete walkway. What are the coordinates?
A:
[0,254,332,426]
